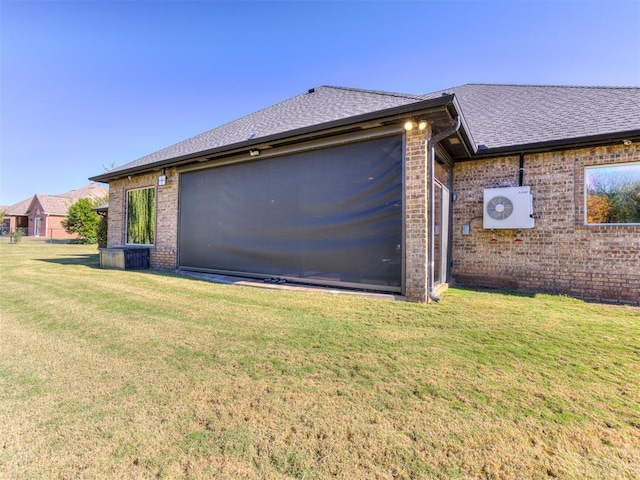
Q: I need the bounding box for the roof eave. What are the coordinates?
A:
[469,129,640,159]
[90,95,461,183]
[448,95,477,157]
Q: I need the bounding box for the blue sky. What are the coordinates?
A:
[1,0,639,206]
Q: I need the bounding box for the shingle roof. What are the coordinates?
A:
[58,183,108,201]
[95,83,640,180]
[421,84,640,151]
[6,183,109,217]
[101,86,423,176]
[33,194,74,216]
[6,197,32,216]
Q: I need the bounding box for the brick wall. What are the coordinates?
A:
[105,132,437,300]
[452,142,640,305]
[107,178,125,247]
[154,168,179,268]
[27,199,77,240]
[107,167,179,269]
[404,126,431,302]
[103,139,638,305]
[45,215,78,240]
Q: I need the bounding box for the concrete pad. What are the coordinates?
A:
[177,270,401,301]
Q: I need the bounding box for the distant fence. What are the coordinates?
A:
[46,228,76,241]
[0,227,30,237]
[0,227,78,242]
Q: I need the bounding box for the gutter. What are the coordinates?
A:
[449,95,478,157]
[467,129,640,159]
[427,116,461,303]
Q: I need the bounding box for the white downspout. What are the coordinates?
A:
[427,116,461,302]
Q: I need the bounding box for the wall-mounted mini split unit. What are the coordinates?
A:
[483,186,535,229]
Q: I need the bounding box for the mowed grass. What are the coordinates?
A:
[0,243,639,479]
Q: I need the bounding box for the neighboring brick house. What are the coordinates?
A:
[0,206,10,234]
[90,84,640,305]
[3,197,31,234]
[5,183,108,240]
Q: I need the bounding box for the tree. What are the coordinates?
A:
[586,193,614,224]
[586,169,640,224]
[62,198,100,243]
[97,215,108,248]
[127,188,155,244]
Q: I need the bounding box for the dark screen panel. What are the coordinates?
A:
[179,135,403,289]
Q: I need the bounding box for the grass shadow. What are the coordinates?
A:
[37,254,101,268]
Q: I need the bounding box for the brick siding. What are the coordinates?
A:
[452,142,640,305]
[404,126,432,302]
[44,215,78,240]
[107,168,179,269]
[105,139,638,305]
[27,199,77,240]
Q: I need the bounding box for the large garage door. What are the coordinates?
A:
[179,135,403,292]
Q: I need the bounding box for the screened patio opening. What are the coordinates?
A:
[178,135,404,292]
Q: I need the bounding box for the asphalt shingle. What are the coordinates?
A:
[6,183,108,216]
[58,183,108,202]
[104,86,423,175]
[422,84,640,150]
[6,197,32,216]
[100,83,640,178]
[34,195,74,216]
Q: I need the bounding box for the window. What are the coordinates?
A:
[127,187,156,244]
[585,162,640,225]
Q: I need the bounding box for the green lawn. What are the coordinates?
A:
[1,243,639,479]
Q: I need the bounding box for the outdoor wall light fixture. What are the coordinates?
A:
[249,149,260,157]
[403,120,428,131]
[158,168,167,186]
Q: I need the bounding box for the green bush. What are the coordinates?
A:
[97,215,108,248]
[62,199,100,243]
[10,228,23,244]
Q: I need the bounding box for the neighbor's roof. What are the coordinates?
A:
[92,83,640,181]
[59,183,108,201]
[6,183,109,217]
[31,194,74,216]
[422,84,640,152]
[6,197,33,216]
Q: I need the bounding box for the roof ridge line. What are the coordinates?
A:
[127,85,425,165]
[129,89,324,161]
[317,85,424,101]
[38,193,71,199]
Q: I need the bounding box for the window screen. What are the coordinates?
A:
[179,135,403,291]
